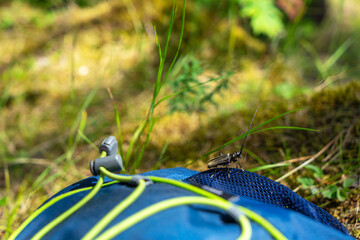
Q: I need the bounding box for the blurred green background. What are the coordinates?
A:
[0,0,359,238]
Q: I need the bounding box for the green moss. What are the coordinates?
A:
[310,81,360,115]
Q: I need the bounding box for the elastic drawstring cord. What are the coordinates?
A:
[82,178,146,240]
[94,196,251,240]
[10,164,287,240]
[31,173,105,240]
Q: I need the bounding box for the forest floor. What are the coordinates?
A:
[0,0,359,239]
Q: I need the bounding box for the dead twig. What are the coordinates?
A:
[279,122,355,184]
[282,155,314,163]
[276,133,341,182]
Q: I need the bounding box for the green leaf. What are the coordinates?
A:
[321,185,338,199]
[305,164,324,178]
[250,11,284,38]
[336,188,346,202]
[297,177,314,188]
[343,178,356,188]
[238,0,284,38]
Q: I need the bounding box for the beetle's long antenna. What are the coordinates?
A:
[238,101,261,157]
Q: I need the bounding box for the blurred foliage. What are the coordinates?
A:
[4,0,104,9]
[238,0,284,38]
[1,0,360,237]
[297,164,357,202]
[168,56,229,113]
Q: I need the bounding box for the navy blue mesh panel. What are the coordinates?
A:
[184,168,348,234]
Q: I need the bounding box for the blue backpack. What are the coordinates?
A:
[9,137,354,240]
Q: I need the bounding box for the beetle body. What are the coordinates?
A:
[207,152,242,169]
[207,102,260,171]
[207,153,232,168]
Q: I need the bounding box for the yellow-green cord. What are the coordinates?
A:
[94,196,251,240]
[31,174,105,240]
[149,176,226,201]
[239,207,288,240]
[150,176,287,240]
[8,180,119,240]
[98,167,132,182]
[11,163,287,240]
[100,168,287,240]
[82,177,146,240]
[238,214,252,240]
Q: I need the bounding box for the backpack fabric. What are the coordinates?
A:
[14,167,354,240]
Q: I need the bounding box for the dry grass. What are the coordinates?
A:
[0,0,359,238]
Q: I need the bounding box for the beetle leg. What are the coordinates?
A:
[210,167,218,178]
[238,153,246,172]
[225,163,231,178]
[236,156,245,172]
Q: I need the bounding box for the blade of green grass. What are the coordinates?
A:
[153,25,162,68]
[203,107,311,157]
[70,32,77,103]
[66,110,87,164]
[132,118,157,173]
[152,1,176,102]
[29,153,66,192]
[252,107,307,131]
[248,162,291,172]
[244,148,282,176]
[159,0,186,90]
[67,81,100,155]
[324,38,352,71]
[124,0,142,34]
[251,126,318,134]
[78,131,98,151]
[114,107,124,158]
[4,178,28,239]
[129,0,186,172]
[301,40,327,79]
[243,148,267,165]
[302,38,352,81]
[127,2,178,169]
[125,120,146,168]
[107,87,124,159]
[2,160,10,233]
[152,141,170,170]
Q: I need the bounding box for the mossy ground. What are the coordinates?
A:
[0,0,359,238]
